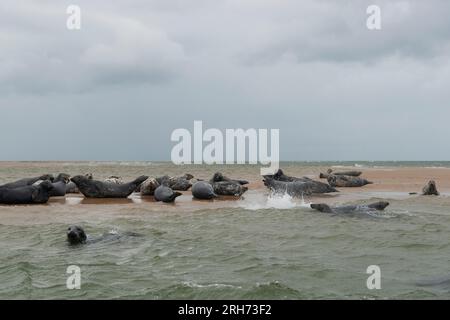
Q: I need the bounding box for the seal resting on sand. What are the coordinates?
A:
[0,181,54,204]
[140,178,160,195]
[33,173,70,197]
[422,180,439,196]
[263,177,337,197]
[212,181,248,197]
[263,169,312,182]
[310,201,389,214]
[319,169,362,179]
[71,175,148,198]
[156,174,195,191]
[192,181,218,200]
[154,183,182,203]
[66,226,141,245]
[0,174,54,189]
[327,175,372,187]
[65,173,93,194]
[210,172,249,185]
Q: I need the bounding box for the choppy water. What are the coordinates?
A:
[0,162,449,299]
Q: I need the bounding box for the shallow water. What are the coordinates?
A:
[0,162,449,299]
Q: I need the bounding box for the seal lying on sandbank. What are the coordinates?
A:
[154,184,182,203]
[192,181,218,200]
[156,174,195,191]
[0,181,54,204]
[327,175,372,187]
[263,177,338,197]
[66,226,141,245]
[209,172,248,196]
[71,175,148,198]
[319,169,362,179]
[310,201,389,214]
[32,173,70,197]
[210,172,249,185]
[263,169,312,182]
[0,174,54,189]
[66,173,93,194]
[422,180,439,196]
[212,181,248,197]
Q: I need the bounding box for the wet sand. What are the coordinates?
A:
[1,164,450,226]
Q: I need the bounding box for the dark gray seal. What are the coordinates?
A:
[319,169,362,179]
[192,181,218,200]
[310,201,389,214]
[327,175,372,187]
[154,184,182,203]
[46,173,71,197]
[67,225,141,245]
[0,174,54,189]
[210,172,249,185]
[0,181,54,205]
[71,175,148,198]
[422,180,439,196]
[156,174,195,191]
[66,173,93,194]
[263,177,337,197]
[212,181,248,197]
[263,169,311,182]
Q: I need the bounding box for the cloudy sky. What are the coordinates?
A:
[1,0,449,161]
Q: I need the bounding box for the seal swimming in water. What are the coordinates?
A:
[310,201,389,214]
[319,169,362,179]
[0,181,54,204]
[327,175,372,188]
[263,177,337,197]
[66,226,141,245]
[422,180,439,196]
[154,183,182,203]
[0,174,54,189]
[70,175,148,198]
[192,181,218,200]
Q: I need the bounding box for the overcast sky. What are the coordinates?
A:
[1,0,449,161]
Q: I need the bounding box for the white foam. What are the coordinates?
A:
[241,193,311,210]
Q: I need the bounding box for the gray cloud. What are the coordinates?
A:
[0,0,449,161]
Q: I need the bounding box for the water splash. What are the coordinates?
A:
[241,192,312,210]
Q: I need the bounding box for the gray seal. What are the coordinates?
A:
[67,225,141,245]
[0,181,54,205]
[71,175,148,198]
[140,178,160,195]
[212,181,248,197]
[310,201,389,214]
[263,177,337,197]
[327,175,372,187]
[156,174,195,191]
[263,169,311,182]
[422,180,439,195]
[66,173,93,194]
[210,172,249,185]
[320,169,362,179]
[154,184,182,203]
[0,174,54,189]
[192,181,218,200]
